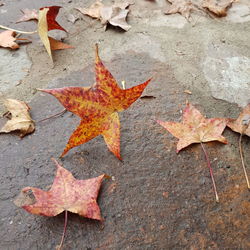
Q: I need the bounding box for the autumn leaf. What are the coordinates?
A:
[157,103,228,202]
[227,104,250,189]
[16,8,38,23]
[38,44,151,159]
[15,158,106,249]
[76,0,104,19]
[165,0,196,20]
[0,99,35,137]
[202,0,236,17]
[227,104,250,136]
[38,6,73,61]
[0,30,30,49]
[77,1,132,31]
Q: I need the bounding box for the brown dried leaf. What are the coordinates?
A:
[78,0,131,31]
[0,31,19,49]
[76,0,104,19]
[100,6,131,31]
[16,8,38,23]
[227,104,250,136]
[202,0,237,17]
[165,0,195,20]
[0,99,35,137]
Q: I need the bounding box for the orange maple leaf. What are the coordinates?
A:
[39,44,151,159]
[17,158,105,220]
[157,103,228,202]
[157,102,227,153]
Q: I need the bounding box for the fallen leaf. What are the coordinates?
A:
[202,0,236,17]
[227,104,250,189]
[157,103,227,202]
[165,0,196,20]
[100,5,131,31]
[16,8,38,23]
[38,6,71,61]
[76,0,104,19]
[78,1,132,31]
[0,30,19,49]
[157,103,227,152]
[49,37,74,50]
[15,158,105,219]
[39,44,151,159]
[15,158,106,249]
[227,104,250,136]
[0,99,35,137]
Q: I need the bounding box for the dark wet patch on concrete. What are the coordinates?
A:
[0,52,249,249]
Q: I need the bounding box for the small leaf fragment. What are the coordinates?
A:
[227,104,250,136]
[49,37,74,51]
[0,99,35,137]
[16,8,38,23]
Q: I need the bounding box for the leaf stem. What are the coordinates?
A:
[36,109,67,123]
[200,142,219,202]
[239,133,250,189]
[57,210,68,250]
[0,24,37,34]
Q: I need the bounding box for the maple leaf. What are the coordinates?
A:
[77,1,132,31]
[0,30,29,49]
[157,103,227,152]
[0,99,35,137]
[157,103,228,202]
[15,158,105,219]
[227,104,250,189]
[165,0,196,20]
[15,158,106,249]
[202,0,236,17]
[38,6,73,61]
[16,8,38,23]
[39,44,151,159]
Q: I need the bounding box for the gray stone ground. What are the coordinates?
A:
[0,0,250,249]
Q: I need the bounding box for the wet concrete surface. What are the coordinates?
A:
[0,0,250,249]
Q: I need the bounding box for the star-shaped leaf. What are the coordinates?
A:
[227,104,250,136]
[15,158,105,220]
[157,103,228,202]
[39,44,151,159]
[157,103,227,152]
